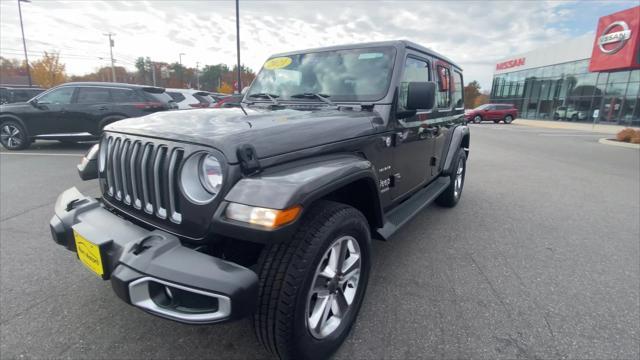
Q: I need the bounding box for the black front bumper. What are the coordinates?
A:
[50,187,258,324]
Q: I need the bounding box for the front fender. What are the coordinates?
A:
[224,154,379,210]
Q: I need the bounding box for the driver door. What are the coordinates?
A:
[391,55,438,201]
[28,87,75,135]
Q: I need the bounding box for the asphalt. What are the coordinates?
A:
[1,125,638,359]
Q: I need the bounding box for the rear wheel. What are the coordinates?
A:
[0,120,29,150]
[504,115,513,124]
[254,201,371,360]
[436,148,466,207]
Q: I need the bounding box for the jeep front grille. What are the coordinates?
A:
[102,134,184,224]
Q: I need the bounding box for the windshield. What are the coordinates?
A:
[474,104,492,110]
[247,47,396,102]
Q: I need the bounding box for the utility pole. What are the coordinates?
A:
[151,61,157,86]
[196,61,200,90]
[235,0,242,94]
[179,53,185,87]
[17,0,32,86]
[104,32,116,82]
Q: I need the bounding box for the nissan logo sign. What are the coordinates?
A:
[598,21,632,54]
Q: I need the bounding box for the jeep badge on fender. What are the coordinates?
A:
[50,41,469,360]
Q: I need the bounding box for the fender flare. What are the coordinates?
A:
[442,125,470,176]
[0,114,30,139]
[224,153,384,228]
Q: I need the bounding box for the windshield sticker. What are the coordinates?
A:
[358,52,384,60]
[264,57,292,70]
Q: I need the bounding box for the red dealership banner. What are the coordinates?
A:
[589,6,640,72]
[496,58,525,71]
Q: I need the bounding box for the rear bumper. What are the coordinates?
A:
[49,187,258,324]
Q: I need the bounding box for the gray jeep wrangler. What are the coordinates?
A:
[50,40,469,359]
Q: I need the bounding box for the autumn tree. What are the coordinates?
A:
[217,81,234,94]
[473,94,489,107]
[463,81,482,109]
[31,51,67,88]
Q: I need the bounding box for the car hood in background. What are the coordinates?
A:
[105,107,378,163]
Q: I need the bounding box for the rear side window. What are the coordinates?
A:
[144,91,173,104]
[193,93,212,104]
[167,92,186,102]
[453,71,463,109]
[76,87,111,104]
[435,65,451,108]
[110,88,142,102]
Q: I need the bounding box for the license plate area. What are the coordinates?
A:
[74,230,106,278]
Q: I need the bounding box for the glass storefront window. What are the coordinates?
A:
[574,59,589,74]
[608,71,630,84]
[630,70,640,83]
[597,73,608,85]
[605,82,627,96]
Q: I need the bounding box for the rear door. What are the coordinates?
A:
[65,87,112,133]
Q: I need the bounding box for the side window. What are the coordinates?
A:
[76,87,111,104]
[110,89,143,102]
[167,92,186,102]
[453,71,463,109]
[436,65,451,108]
[37,87,75,105]
[399,57,430,110]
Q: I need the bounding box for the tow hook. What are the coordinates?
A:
[132,235,160,255]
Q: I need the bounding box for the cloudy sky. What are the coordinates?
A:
[0,0,636,90]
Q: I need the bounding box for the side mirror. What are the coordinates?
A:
[77,144,99,181]
[406,82,436,110]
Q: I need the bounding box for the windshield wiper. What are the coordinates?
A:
[290,93,334,106]
[247,92,280,106]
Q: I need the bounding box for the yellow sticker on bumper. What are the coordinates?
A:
[74,230,104,276]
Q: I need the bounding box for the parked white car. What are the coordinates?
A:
[165,88,217,109]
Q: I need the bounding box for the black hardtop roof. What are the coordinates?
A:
[269,40,462,71]
[58,82,164,90]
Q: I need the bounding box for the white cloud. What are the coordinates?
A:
[0,0,622,90]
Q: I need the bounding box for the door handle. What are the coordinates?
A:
[98,106,107,111]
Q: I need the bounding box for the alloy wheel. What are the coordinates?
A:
[474,116,482,124]
[306,235,361,339]
[0,124,24,149]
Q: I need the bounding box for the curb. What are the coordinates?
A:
[512,119,632,135]
[598,138,640,149]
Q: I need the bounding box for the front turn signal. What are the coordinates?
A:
[225,203,302,228]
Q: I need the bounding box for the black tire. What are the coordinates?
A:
[254,200,371,360]
[436,148,467,207]
[0,120,29,150]
[493,120,500,124]
[473,115,482,124]
[571,114,578,122]
[95,116,125,135]
[504,115,513,124]
[57,140,78,145]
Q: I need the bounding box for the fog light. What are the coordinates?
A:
[225,203,301,228]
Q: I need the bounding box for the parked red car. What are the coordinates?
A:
[212,94,243,108]
[465,103,518,124]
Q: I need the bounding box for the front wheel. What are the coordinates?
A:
[0,120,29,150]
[504,115,513,124]
[254,201,371,360]
[473,115,482,124]
[436,148,467,207]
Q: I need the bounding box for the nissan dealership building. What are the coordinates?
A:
[490,6,640,126]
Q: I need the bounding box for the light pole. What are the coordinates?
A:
[179,53,185,87]
[235,0,242,94]
[17,0,32,86]
[195,61,200,90]
[103,32,116,82]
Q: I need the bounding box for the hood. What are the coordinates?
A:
[106,107,378,163]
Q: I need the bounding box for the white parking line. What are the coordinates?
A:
[0,152,82,157]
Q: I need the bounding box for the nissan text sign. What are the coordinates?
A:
[589,6,640,72]
[496,58,526,71]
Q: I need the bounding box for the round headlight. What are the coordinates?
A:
[199,154,223,194]
[180,152,225,205]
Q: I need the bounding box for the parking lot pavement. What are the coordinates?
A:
[1,126,638,359]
